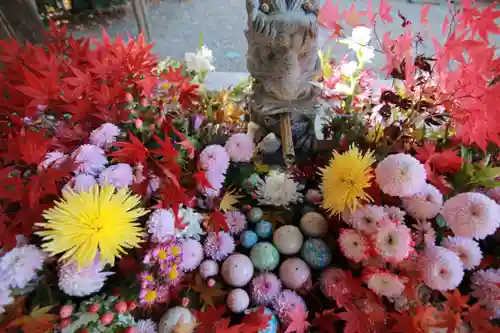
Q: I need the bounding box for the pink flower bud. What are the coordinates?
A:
[135,118,143,129]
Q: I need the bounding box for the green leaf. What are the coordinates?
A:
[468,166,500,185]
[62,313,99,333]
[436,214,447,228]
[198,32,204,49]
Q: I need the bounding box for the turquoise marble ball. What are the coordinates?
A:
[240,230,258,248]
[255,220,273,239]
[250,242,280,271]
[246,307,279,333]
[301,238,332,270]
[248,207,264,223]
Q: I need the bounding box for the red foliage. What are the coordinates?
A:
[240,307,272,333]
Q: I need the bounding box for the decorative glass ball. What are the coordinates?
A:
[199,259,219,279]
[255,220,273,238]
[248,207,264,223]
[180,239,204,271]
[250,242,280,271]
[300,212,328,237]
[273,225,303,255]
[279,258,310,290]
[246,307,279,333]
[227,288,250,313]
[221,254,254,287]
[242,173,262,191]
[240,230,258,248]
[301,239,332,270]
[158,306,195,333]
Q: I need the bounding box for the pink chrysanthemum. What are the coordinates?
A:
[65,174,98,193]
[89,123,121,149]
[136,319,157,333]
[38,151,68,170]
[58,256,112,297]
[402,183,443,220]
[486,187,500,204]
[320,268,348,299]
[0,245,45,289]
[71,144,108,175]
[250,273,282,305]
[199,171,225,197]
[412,220,436,247]
[338,229,370,263]
[442,192,500,240]
[362,268,405,298]
[203,232,235,261]
[471,268,500,317]
[139,287,159,306]
[147,173,161,198]
[146,209,175,243]
[375,153,426,197]
[373,223,413,263]
[199,144,230,174]
[98,163,134,189]
[341,209,354,225]
[441,236,482,270]
[350,205,388,234]
[383,206,406,223]
[226,211,247,235]
[225,133,254,163]
[180,239,203,271]
[272,290,307,325]
[139,272,155,289]
[421,246,464,291]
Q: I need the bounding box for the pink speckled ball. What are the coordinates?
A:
[279,258,310,290]
[181,239,204,271]
[226,288,250,313]
[199,260,219,279]
[221,254,254,287]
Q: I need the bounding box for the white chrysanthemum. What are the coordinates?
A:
[255,170,303,207]
[0,288,13,314]
[185,45,215,73]
[375,153,427,197]
[98,163,134,189]
[89,123,121,149]
[0,245,45,289]
[71,174,98,193]
[58,258,112,297]
[442,192,500,240]
[363,270,405,298]
[402,183,443,220]
[137,318,157,333]
[71,144,108,175]
[38,151,68,170]
[383,206,406,223]
[441,236,482,270]
[147,209,175,243]
[350,205,388,234]
[412,220,436,247]
[373,223,413,263]
[338,229,369,263]
[176,206,206,240]
[421,246,464,291]
[471,268,500,317]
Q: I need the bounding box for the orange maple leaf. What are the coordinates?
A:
[442,289,469,313]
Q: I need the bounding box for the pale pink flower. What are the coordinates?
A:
[486,187,500,204]
[203,232,235,261]
[421,246,464,291]
[363,268,405,298]
[350,205,388,235]
[225,211,247,235]
[250,273,282,305]
[71,144,108,175]
[471,268,500,317]
[442,192,500,240]
[383,206,406,223]
[412,220,436,247]
[98,163,134,189]
[402,183,443,220]
[441,236,482,270]
[375,153,426,197]
[338,229,370,263]
[147,209,175,243]
[199,145,230,174]
[89,123,120,149]
[38,151,68,170]
[225,133,254,162]
[66,174,98,193]
[199,171,225,197]
[373,223,413,263]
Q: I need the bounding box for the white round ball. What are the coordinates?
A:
[300,212,328,237]
[199,260,219,279]
[227,288,250,313]
[158,307,195,333]
[273,225,304,255]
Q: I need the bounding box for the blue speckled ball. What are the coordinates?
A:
[255,220,273,239]
[248,207,264,223]
[250,242,280,271]
[301,238,332,270]
[246,307,279,333]
[240,230,258,248]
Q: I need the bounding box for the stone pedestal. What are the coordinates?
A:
[0,0,44,43]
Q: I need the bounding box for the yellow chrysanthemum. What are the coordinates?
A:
[36,184,148,268]
[320,145,375,216]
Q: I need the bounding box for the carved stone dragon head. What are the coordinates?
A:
[245,0,321,102]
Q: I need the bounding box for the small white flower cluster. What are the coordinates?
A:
[255,170,303,208]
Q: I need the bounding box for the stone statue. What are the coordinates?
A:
[245,0,323,163]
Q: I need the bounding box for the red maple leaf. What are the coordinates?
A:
[462,303,500,333]
[241,307,272,333]
[442,289,469,313]
[6,128,51,165]
[214,318,243,333]
[337,305,372,333]
[178,81,200,110]
[432,307,461,333]
[109,131,149,164]
[312,309,338,333]
[160,65,188,85]
[194,171,213,191]
[318,0,343,37]
[0,167,23,202]
[206,211,229,232]
[284,304,310,333]
[63,65,94,96]
[389,310,424,333]
[379,0,393,24]
[192,305,226,333]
